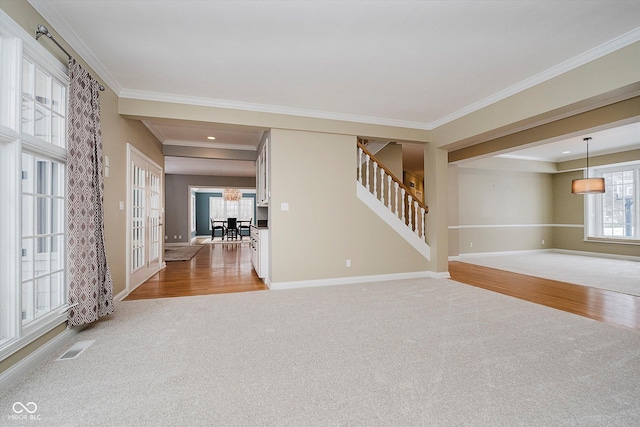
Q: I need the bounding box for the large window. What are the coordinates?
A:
[21,154,66,324]
[209,195,254,227]
[1,11,70,358]
[587,163,639,242]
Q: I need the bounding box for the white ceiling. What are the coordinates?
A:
[164,157,256,177]
[496,121,640,163]
[28,0,640,175]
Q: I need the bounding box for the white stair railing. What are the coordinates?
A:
[357,141,427,241]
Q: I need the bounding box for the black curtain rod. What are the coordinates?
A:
[35,25,105,92]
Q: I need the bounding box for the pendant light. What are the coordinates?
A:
[223,188,242,201]
[571,137,605,194]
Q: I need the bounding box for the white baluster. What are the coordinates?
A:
[414,201,420,235]
[407,199,415,230]
[395,182,400,216]
[387,175,392,209]
[420,207,426,239]
[400,187,405,222]
[365,155,370,189]
[372,162,378,197]
[358,147,363,184]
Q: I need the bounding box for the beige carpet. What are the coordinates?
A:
[459,250,640,296]
[164,245,203,261]
[2,278,640,425]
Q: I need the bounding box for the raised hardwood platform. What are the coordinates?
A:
[449,261,640,330]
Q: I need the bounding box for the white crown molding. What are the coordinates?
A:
[140,120,166,144]
[163,139,257,151]
[431,26,640,129]
[27,0,121,93]
[119,89,433,131]
[23,2,640,131]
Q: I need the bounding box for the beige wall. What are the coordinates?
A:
[450,161,640,258]
[269,129,429,284]
[375,142,403,178]
[100,94,163,297]
[451,167,554,255]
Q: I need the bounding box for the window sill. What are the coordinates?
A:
[584,237,640,246]
[0,310,68,362]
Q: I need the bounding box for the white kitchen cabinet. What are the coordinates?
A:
[250,225,269,279]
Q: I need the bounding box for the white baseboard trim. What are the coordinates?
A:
[551,248,640,262]
[0,325,84,394]
[449,248,640,262]
[451,248,640,263]
[270,271,443,290]
[113,288,129,302]
[449,224,583,229]
[457,249,551,259]
[430,271,452,279]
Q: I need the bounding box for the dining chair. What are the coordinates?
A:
[211,218,225,240]
[239,218,252,239]
[226,217,240,240]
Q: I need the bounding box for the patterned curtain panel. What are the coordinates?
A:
[67,58,114,327]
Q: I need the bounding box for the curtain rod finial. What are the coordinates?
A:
[35,24,49,40]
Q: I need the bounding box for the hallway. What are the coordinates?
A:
[125,242,267,300]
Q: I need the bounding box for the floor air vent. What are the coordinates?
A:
[57,340,95,361]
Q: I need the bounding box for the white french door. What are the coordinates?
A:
[128,145,163,291]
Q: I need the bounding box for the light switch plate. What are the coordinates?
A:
[281,202,289,211]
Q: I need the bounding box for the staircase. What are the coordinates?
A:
[356,141,430,259]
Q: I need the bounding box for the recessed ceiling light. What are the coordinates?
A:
[562,150,571,154]
[207,136,216,140]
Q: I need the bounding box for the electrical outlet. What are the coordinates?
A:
[542,239,545,245]
[469,242,473,248]
[346,259,351,267]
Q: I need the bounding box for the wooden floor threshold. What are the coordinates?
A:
[449,261,640,330]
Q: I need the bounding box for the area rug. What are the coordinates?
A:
[197,237,250,245]
[164,245,203,261]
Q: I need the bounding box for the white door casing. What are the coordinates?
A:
[127,145,163,292]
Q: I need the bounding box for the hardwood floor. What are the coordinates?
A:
[125,244,639,331]
[124,241,267,301]
[449,261,640,330]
